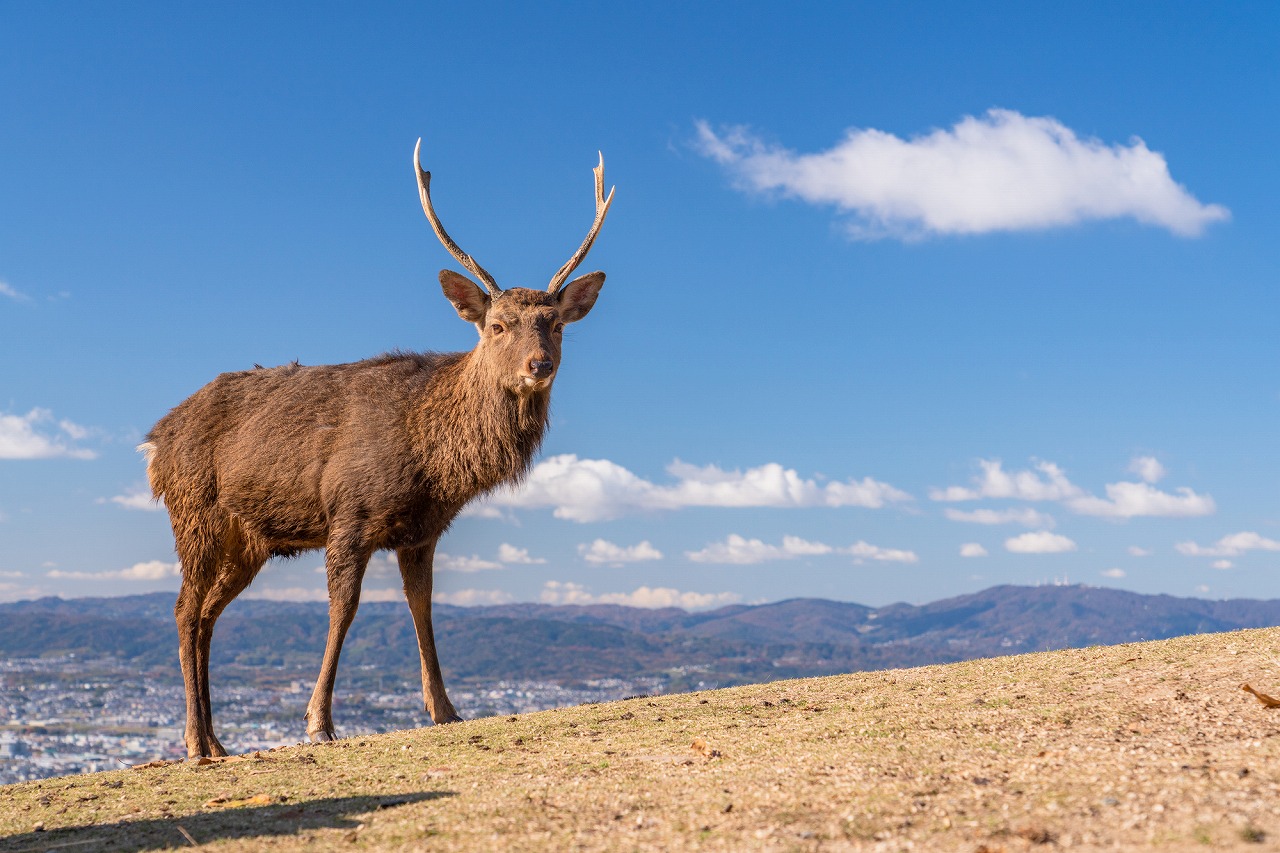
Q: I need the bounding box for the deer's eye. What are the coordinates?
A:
[490,323,505,335]
[553,322,565,334]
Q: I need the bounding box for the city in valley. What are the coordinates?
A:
[0,653,662,784]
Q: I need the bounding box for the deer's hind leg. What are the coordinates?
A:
[194,522,266,757]
[173,510,226,759]
[398,544,461,724]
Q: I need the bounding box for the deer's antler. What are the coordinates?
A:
[414,139,501,296]
[548,152,615,293]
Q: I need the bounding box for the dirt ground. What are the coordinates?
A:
[2,627,1278,851]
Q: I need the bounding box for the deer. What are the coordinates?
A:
[141,139,614,758]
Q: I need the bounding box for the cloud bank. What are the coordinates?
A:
[1176,531,1280,558]
[931,458,1214,519]
[48,560,181,581]
[685,534,917,565]
[696,109,1227,239]
[540,581,740,611]
[479,455,910,522]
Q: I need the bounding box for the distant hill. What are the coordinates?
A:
[2,585,1277,690]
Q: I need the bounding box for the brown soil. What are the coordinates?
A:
[2,627,1278,851]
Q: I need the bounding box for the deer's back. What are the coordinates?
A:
[147,352,460,551]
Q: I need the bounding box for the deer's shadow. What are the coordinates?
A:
[0,791,453,852]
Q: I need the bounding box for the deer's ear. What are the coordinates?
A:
[557,271,605,323]
[439,270,490,323]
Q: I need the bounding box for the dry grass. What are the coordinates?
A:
[2,628,1279,851]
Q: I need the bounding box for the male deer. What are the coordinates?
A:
[143,140,613,758]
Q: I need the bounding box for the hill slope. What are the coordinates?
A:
[2,628,1278,851]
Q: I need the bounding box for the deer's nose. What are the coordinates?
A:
[528,359,555,378]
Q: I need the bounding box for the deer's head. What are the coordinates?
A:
[415,140,613,396]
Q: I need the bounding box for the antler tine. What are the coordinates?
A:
[548,151,615,293]
[414,139,501,295]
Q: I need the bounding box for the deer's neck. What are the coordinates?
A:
[413,351,550,508]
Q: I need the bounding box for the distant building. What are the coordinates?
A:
[0,733,31,758]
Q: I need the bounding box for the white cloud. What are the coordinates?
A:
[479,454,910,522]
[684,534,915,565]
[436,552,503,572]
[1005,531,1078,554]
[1127,546,1152,557]
[0,281,30,303]
[579,539,663,566]
[1176,531,1280,558]
[959,543,988,558]
[0,409,96,460]
[245,586,405,603]
[944,507,1055,528]
[1067,482,1215,519]
[245,587,330,602]
[497,544,546,565]
[1128,456,1167,484]
[930,460,1081,503]
[696,109,1228,239]
[107,485,162,512]
[0,581,46,603]
[1100,568,1126,579]
[539,581,740,611]
[1212,560,1234,570]
[842,541,919,564]
[433,588,515,606]
[685,534,831,565]
[48,560,181,581]
[933,457,1214,520]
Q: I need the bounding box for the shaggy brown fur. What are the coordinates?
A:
[145,275,604,758]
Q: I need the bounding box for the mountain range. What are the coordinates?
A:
[3,584,1278,692]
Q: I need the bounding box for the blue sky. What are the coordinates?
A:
[2,2,1277,609]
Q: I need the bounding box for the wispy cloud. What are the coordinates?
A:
[696,109,1228,239]
[0,409,96,460]
[959,543,988,558]
[685,534,916,565]
[433,588,515,606]
[104,485,162,511]
[0,281,31,303]
[1176,531,1280,558]
[1004,531,1077,554]
[478,454,910,522]
[540,581,740,611]
[579,539,663,566]
[1100,568,1126,579]
[944,507,1055,528]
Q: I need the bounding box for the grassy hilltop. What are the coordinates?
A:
[2,628,1278,851]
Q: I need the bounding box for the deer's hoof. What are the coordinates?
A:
[433,711,463,725]
[309,729,337,743]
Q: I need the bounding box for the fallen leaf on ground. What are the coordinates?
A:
[690,739,723,759]
[131,760,173,770]
[202,794,276,809]
[1242,684,1280,708]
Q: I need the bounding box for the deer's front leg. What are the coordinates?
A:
[398,544,462,724]
[306,533,371,742]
